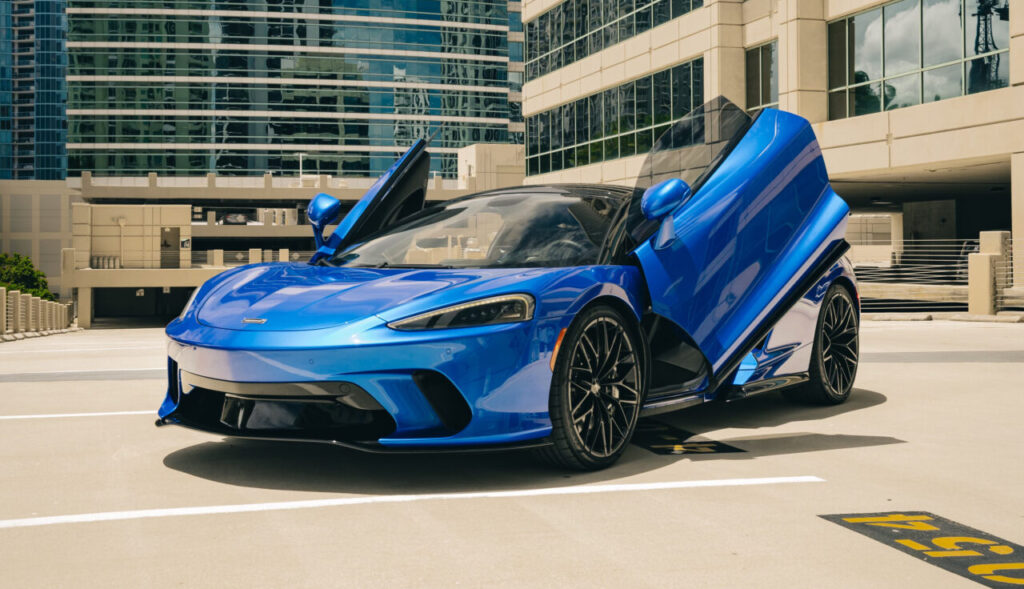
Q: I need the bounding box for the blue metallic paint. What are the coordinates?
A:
[159,105,857,451]
[632,109,849,374]
[641,178,692,220]
[306,192,343,253]
[163,265,645,445]
[309,138,427,263]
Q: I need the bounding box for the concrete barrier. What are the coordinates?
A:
[0,292,76,342]
[9,291,21,333]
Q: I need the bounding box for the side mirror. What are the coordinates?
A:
[307,192,342,250]
[641,178,692,221]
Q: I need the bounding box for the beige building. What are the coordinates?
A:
[0,180,81,295]
[520,0,1022,286]
[45,143,524,326]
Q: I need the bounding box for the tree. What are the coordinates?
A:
[0,253,56,301]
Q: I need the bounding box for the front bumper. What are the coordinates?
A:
[159,317,565,448]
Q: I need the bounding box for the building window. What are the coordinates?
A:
[509,10,522,33]
[525,57,703,176]
[509,41,524,63]
[745,41,778,113]
[525,0,703,82]
[827,0,1010,120]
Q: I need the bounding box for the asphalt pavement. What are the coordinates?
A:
[0,321,1022,588]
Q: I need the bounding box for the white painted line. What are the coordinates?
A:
[0,346,165,355]
[0,367,163,376]
[0,410,153,421]
[0,476,824,529]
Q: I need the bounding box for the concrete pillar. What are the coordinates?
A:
[211,249,224,267]
[777,0,828,122]
[78,288,92,329]
[248,248,262,264]
[0,288,6,334]
[20,294,30,332]
[43,302,50,331]
[1013,153,1024,286]
[9,291,21,333]
[978,232,1011,292]
[279,248,290,262]
[968,254,998,315]
[1011,0,1023,85]
[704,0,746,108]
[29,297,40,331]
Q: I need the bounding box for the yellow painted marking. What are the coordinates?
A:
[896,539,930,551]
[843,514,939,531]
[649,442,718,453]
[968,563,1024,585]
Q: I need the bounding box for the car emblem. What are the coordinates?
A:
[242,318,267,324]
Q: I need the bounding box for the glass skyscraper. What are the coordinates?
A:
[63,0,519,179]
[0,0,68,180]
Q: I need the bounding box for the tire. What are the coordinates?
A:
[785,283,859,405]
[537,304,646,470]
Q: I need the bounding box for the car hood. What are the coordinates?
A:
[195,263,566,332]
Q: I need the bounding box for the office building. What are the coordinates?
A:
[65,0,520,179]
[0,0,68,180]
[521,0,1020,252]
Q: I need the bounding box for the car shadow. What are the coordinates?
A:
[162,388,899,494]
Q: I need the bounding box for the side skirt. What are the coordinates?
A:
[725,373,809,402]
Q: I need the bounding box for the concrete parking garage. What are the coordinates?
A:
[0,321,1022,588]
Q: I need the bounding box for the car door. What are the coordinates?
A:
[630,98,850,384]
[311,138,432,261]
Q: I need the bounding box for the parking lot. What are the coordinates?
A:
[1,320,1022,588]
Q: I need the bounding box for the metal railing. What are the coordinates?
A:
[995,239,1023,312]
[850,239,976,312]
[191,250,315,266]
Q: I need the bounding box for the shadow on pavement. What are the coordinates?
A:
[162,387,898,493]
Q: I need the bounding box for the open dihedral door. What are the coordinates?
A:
[629,97,850,388]
[310,138,431,263]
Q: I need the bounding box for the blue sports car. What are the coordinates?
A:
[159,98,859,470]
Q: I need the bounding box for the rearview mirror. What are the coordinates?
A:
[307,192,342,250]
[641,178,692,221]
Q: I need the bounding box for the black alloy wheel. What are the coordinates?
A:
[785,284,859,405]
[539,304,645,470]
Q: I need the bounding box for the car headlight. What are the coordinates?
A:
[387,294,535,331]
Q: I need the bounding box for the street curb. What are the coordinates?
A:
[948,314,1024,324]
[862,313,932,321]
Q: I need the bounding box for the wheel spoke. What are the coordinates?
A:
[563,314,645,458]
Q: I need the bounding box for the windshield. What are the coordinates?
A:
[627,96,753,242]
[327,189,625,269]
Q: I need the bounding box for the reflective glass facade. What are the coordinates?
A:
[66,0,517,178]
[506,2,524,144]
[745,41,778,113]
[827,0,1010,120]
[525,0,702,81]
[525,57,703,176]
[1,0,68,180]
